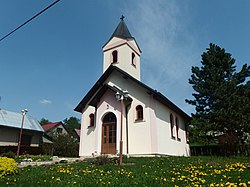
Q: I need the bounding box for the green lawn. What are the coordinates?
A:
[1,156,250,186]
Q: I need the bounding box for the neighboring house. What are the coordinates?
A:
[42,122,69,140]
[74,128,81,140]
[75,17,191,157]
[0,108,44,148]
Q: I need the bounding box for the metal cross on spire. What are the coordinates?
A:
[120,15,125,21]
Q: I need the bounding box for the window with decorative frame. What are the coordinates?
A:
[185,123,189,143]
[170,113,175,139]
[175,117,181,141]
[89,113,95,127]
[136,105,143,121]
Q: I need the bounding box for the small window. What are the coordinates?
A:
[175,117,180,141]
[170,114,175,139]
[112,50,118,63]
[89,113,95,127]
[136,105,143,121]
[131,52,136,66]
[57,127,63,134]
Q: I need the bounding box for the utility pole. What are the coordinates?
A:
[17,109,28,157]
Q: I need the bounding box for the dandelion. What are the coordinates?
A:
[239,183,247,187]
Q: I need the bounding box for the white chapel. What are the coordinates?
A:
[75,17,190,157]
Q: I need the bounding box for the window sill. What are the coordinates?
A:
[171,136,176,140]
[134,119,145,123]
[87,125,94,128]
[177,137,181,142]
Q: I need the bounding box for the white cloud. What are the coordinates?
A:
[39,99,52,105]
[123,0,199,114]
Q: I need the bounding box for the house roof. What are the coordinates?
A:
[74,128,81,137]
[42,122,62,132]
[0,108,44,132]
[74,65,191,120]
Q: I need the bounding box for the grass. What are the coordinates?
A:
[0,156,249,186]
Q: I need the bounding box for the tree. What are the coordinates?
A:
[186,43,250,144]
[63,117,81,136]
[39,118,51,126]
[53,134,79,157]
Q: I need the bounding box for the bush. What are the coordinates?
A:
[0,157,18,178]
[1,151,16,159]
[92,154,118,165]
[52,134,79,157]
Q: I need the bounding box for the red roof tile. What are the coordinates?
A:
[42,122,61,132]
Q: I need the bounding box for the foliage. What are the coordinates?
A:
[0,156,250,186]
[186,43,250,144]
[91,155,118,166]
[15,155,52,163]
[1,151,16,159]
[63,117,81,136]
[191,144,250,156]
[39,118,51,126]
[0,157,18,178]
[53,134,79,157]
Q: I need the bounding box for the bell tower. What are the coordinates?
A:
[102,16,141,81]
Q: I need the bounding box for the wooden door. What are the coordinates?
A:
[101,113,117,154]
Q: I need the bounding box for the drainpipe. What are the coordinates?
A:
[125,104,129,155]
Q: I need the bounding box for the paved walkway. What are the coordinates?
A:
[18,157,83,168]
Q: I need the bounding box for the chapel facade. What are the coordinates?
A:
[75,17,190,157]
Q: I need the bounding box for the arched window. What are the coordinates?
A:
[136,105,143,121]
[112,50,118,63]
[131,52,136,66]
[89,113,94,127]
[170,114,175,139]
[175,117,180,141]
[185,123,189,143]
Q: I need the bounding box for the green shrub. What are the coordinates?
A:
[92,154,118,165]
[0,157,18,178]
[1,151,16,159]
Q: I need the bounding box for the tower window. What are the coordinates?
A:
[112,50,118,63]
[136,105,143,121]
[131,52,136,67]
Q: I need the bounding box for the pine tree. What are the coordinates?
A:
[186,43,250,144]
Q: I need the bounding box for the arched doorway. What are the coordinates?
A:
[101,112,117,154]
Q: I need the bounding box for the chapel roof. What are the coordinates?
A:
[74,65,190,120]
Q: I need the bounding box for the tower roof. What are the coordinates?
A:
[103,16,141,52]
[110,15,133,40]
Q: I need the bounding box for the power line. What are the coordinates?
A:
[0,0,61,43]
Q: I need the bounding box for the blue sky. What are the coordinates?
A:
[0,0,249,122]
